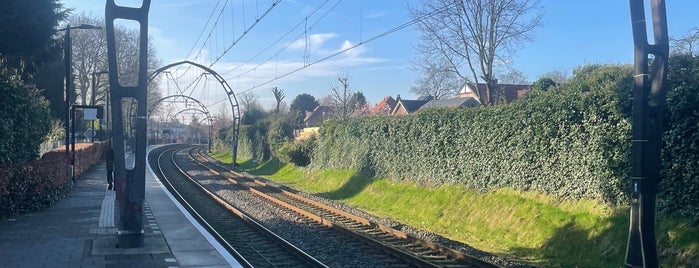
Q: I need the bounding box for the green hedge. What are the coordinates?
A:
[313,65,634,204]
[0,142,106,217]
[215,122,274,164]
[659,54,699,218]
[313,62,699,218]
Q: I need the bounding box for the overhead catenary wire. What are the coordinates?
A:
[218,0,333,77]
[227,1,457,96]
[208,0,283,68]
[221,0,344,80]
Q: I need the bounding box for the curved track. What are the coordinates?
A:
[149,144,328,268]
[185,146,501,268]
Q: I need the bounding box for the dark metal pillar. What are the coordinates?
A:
[625,0,669,267]
[105,0,151,248]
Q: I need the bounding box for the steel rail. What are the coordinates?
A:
[189,147,501,268]
[152,145,328,268]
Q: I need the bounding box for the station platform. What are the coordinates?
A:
[0,149,240,268]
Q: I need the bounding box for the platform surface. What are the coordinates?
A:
[0,147,240,268]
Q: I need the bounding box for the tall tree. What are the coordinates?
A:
[68,13,162,108]
[410,57,460,99]
[330,74,353,121]
[349,92,369,116]
[671,27,699,56]
[271,86,285,113]
[289,93,319,124]
[497,69,529,84]
[410,0,542,105]
[539,69,570,85]
[239,92,259,113]
[0,0,67,78]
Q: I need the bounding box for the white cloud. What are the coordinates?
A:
[288,33,338,50]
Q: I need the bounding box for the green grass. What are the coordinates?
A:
[216,152,699,267]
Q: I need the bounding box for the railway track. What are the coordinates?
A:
[183,145,501,268]
[149,144,328,268]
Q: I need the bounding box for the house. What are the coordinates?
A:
[372,96,397,115]
[458,81,530,104]
[303,105,333,126]
[418,96,481,111]
[391,95,433,115]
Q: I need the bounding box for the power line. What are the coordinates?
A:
[230,1,456,95]
[222,0,344,79]
[218,0,333,77]
[184,0,223,61]
[208,0,283,67]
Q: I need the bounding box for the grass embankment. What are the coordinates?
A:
[210,151,699,267]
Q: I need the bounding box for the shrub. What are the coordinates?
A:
[0,76,52,164]
[276,136,316,167]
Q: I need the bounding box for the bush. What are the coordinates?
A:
[0,76,52,164]
[276,136,316,167]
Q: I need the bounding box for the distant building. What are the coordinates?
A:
[304,105,334,126]
[458,82,530,104]
[391,95,433,115]
[372,96,397,115]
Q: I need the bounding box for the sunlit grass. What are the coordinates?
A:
[210,151,699,267]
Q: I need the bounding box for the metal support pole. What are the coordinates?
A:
[70,105,76,181]
[106,0,152,248]
[64,26,72,157]
[625,0,668,267]
[64,26,73,180]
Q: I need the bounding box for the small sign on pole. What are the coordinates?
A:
[84,108,97,120]
[84,128,93,141]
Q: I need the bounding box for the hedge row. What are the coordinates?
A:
[312,65,628,204]
[0,142,107,217]
[659,54,699,217]
[313,61,699,218]
[214,116,295,164]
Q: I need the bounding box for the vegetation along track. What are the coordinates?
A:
[149,144,328,268]
[187,145,501,268]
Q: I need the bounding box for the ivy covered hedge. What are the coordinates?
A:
[214,116,293,164]
[313,61,699,217]
[659,54,699,218]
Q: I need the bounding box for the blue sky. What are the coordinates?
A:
[61,0,699,111]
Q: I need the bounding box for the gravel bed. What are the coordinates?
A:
[174,152,401,268]
[184,151,533,268]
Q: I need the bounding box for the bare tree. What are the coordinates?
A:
[671,27,699,56]
[410,56,460,99]
[538,69,570,85]
[410,0,542,105]
[330,74,353,121]
[496,69,529,84]
[271,86,285,113]
[212,105,231,134]
[239,92,259,113]
[69,13,161,108]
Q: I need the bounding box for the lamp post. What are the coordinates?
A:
[91,70,109,141]
[60,23,102,180]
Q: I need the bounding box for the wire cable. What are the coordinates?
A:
[228,1,456,95]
